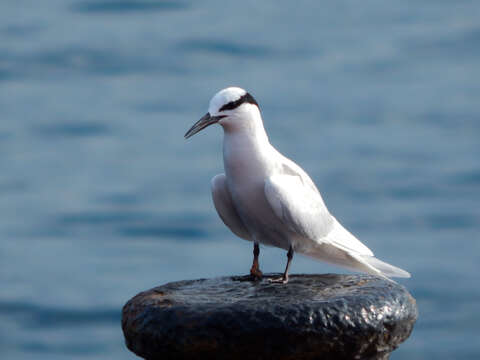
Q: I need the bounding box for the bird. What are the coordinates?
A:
[185,87,410,283]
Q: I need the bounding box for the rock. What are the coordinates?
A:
[122,274,417,360]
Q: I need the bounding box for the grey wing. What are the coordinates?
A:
[211,174,251,240]
[264,174,374,255]
[264,173,410,278]
[264,174,334,241]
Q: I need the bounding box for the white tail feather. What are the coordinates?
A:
[356,255,411,278]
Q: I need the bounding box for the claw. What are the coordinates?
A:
[250,265,263,280]
[269,276,288,284]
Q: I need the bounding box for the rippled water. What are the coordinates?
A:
[1,1,479,359]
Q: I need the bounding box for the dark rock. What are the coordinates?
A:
[122,274,417,360]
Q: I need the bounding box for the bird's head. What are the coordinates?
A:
[185,87,260,139]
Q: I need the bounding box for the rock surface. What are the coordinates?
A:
[122,274,417,360]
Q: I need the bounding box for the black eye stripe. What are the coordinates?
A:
[219,92,259,112]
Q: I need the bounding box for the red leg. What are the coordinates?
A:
[249,243,263,279]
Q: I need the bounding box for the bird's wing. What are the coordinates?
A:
[264,171,374,256]
[264,161,410,278]
[324,217,374,256]
[264,173,333,241]
[211,174,251,240]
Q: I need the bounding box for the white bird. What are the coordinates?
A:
[185,87,410,283]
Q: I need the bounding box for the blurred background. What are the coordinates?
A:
[1,0,479,359]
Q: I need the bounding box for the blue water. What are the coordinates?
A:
[1,1,479,359]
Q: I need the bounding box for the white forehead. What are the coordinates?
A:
[208,87,247,113]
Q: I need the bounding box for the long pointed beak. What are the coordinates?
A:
[184,113,221,139]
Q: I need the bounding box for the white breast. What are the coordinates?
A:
[222,132,291,249]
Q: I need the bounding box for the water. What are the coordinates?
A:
[1,1,479,359]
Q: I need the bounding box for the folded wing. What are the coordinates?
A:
[264,173,410,278]
[264,174,372,255]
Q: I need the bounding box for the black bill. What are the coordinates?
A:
[184,113,223,139]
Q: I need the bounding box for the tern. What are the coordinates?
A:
[185,87,410,283]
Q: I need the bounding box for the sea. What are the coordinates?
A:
[1,1,479,359]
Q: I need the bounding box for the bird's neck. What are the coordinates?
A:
[221,107,270,146]
[221,109,274,181]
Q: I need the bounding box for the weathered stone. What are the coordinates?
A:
[122,274,417,360]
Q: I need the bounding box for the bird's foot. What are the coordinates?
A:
[249,266,263,280]
[269,275,288,284]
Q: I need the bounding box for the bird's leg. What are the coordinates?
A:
[249,242,263,280]
[270,245,294,284]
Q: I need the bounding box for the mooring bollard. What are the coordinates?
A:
[122,274,417,360]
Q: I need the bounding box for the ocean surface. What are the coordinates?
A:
[1,1,479,359]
